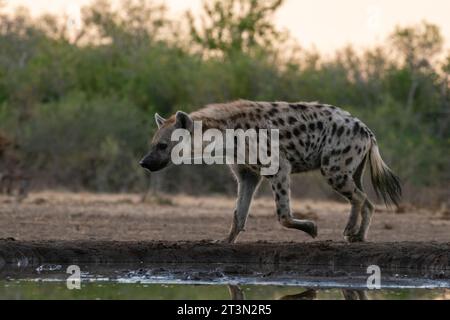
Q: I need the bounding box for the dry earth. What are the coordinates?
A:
[0,192,448,242]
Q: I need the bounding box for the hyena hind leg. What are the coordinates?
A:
[357,199,374,241]
[226,165,261,244]
[343,187,367,242]
[322,169,366,243]
[352,156,375,242]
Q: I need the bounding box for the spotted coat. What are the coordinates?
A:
[142,100,402,243]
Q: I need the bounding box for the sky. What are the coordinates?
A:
[3,0,450,54]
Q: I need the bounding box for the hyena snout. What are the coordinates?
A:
[139,152,170,172]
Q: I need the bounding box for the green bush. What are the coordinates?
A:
[0,1,448,203]
[16,93,151,191]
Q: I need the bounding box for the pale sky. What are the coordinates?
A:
[4,0,450,54]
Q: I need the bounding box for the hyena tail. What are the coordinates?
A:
[368,140,402,207]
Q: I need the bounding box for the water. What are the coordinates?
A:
[0,263,448,300]
[0,281,448,300]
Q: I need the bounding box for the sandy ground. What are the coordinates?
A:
[0,192,449,243]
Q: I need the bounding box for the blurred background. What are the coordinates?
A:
[0,0,448,206]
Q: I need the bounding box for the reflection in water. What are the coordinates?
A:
[228,285,245,300]
[0,281,448,300]
[278,288,317,300]
[228,285,368,300]
[341,290,369,300]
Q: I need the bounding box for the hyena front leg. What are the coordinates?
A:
[269,163,317,238]
[226,165,262,243]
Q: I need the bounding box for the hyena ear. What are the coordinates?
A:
[154,113,166,129]
[175,111,194,131]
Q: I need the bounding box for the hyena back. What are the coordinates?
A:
[140,100,401,243]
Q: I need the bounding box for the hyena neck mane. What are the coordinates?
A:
[190,100,276,131]
[190,100,253,130]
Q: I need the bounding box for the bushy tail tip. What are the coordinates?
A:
[369,142,402,207]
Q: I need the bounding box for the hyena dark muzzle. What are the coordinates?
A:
[139,148,171,172]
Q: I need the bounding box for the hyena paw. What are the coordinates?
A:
[306,221,318,238]
[343,224,359,237]
[344,234,366,243]
[211,239,229,244]
[212,236,238,244]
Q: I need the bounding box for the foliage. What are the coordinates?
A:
[187,0,286,56]
[0,0,448,202]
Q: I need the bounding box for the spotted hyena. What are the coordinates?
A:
[140,100,401,243]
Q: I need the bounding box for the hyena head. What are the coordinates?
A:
[139,111,193,172]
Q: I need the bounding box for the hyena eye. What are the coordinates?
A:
[157,143,168,150]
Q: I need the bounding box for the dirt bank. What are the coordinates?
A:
[0,240,448,278]
[0,192,449,280]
